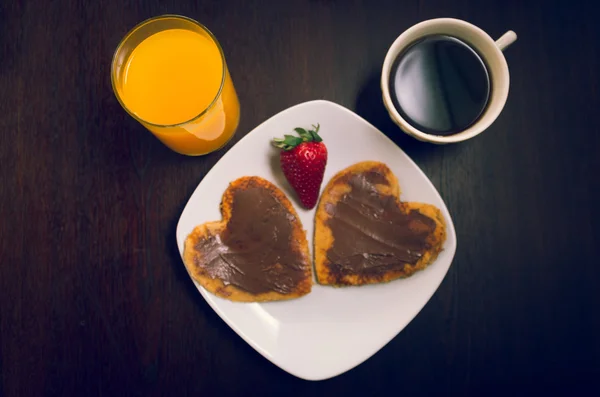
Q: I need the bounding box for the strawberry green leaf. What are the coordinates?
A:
[308,124,323,142]
[283,135,302,147]
[309,130,322,142]
[272,123,322,150]
[294,127,308,136]
[294,128,312,142]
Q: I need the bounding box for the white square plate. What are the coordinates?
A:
[176,100,457,381]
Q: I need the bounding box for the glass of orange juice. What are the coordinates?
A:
[111,15,240,156]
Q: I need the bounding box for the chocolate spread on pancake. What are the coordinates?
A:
[192,185,306,294]
[325,171,436,278]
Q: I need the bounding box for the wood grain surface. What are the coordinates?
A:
[1,0,599,395]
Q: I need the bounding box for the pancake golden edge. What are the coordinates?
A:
[314,161,447,286]
[183,176,312,302]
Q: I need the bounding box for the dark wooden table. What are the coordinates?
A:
[2,0,599,395]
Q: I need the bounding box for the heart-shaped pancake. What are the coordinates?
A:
[314,161,446,286]
[183,176,312,302]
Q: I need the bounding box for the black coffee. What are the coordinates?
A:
[389,35,490,136]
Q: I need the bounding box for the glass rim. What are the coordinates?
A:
[110,14,226,128]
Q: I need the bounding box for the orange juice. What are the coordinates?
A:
[112,16,240,155]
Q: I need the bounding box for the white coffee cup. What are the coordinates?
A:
[381,18,516,144]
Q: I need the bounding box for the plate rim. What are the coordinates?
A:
[176,99,457,381]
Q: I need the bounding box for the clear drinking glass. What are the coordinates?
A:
[111,15,240,156]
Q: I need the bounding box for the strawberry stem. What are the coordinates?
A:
[272,123,322,150]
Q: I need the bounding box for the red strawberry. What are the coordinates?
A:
[272,124,328,209]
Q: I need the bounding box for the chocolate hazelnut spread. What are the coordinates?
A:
[325,171,437,278]
[192,185,307,295]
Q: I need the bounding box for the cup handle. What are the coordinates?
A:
[495,30,517,51]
